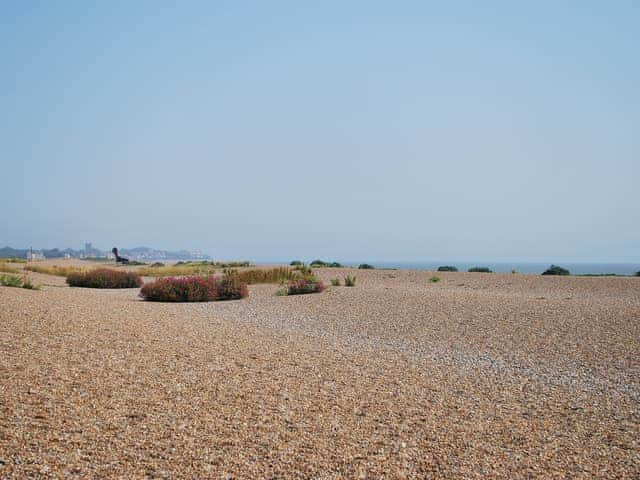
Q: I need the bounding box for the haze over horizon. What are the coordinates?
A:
[2,2,638,263]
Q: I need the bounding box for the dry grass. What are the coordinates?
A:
[232,267,302,285]
[0,262,20,274]
[23,264,89,277]
[136,264,218,277]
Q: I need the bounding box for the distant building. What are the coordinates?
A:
[85,242,92,252]
[27,250,45,261]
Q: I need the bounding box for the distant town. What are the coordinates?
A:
[0,244,211,261]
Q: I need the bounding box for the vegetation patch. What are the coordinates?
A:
[542,265,571,276]
[437,266,458,272]
[429,276,441,283]
[289,260,303,266]
[140,273,248,302]
[67,269,143,288]
[0,274,40,290]
[330,278,341,286]
[24,264,88,277]
[310,260,343,268]
[175,260,250,268]
[140,275,217,302]
[137,264,218,277]
[468,267,493,273]
[231,267,302,285]
[344,275,356,287]
[286,278,326,295]
[0,262,20,274]
[0,257,27,263]
[358,263,374,269]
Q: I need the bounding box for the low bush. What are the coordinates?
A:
[344,275,356,287]
[290,260,303,266]
[1,274,23,287]
[140,275,217,302]
[636,271,640,277]
[468,267,492,273]
[437,266,458,272]
[429,276,441,283]
[310,260,342,268]
[150,262,165,268]
[215,272,249,300]
[0,274,40,290]
[330,278,341,286]
[140,273,249,302]
[287,278,325,295]
[358,264,374,269]
[67,269,143,288]
[0,257,27,263]
[542,264,570,276]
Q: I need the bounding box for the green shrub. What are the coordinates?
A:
[330,278,341,286]
[310,260,342,268]
[344,275,356,287]
[287,278,325,295]
[0,274,40,290]
[542,264,570,276]
[358,264,374,269]
[437,266,458,272]
[1,274,24,287]
[468,267,492,273]
[429,276,441,283]
[636,271,640,277]
[67,269,143,288]
[275,286,288,296]
[150,262,165,268]
[290,260,303,266]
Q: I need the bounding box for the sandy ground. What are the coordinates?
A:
[0,263,638,478]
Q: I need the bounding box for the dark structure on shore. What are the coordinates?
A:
[112,247,129,264]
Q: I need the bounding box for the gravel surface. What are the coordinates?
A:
[1,265,639,478]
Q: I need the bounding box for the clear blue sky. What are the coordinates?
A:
[1,1,638,262]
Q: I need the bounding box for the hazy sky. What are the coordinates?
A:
[2,1,638,262]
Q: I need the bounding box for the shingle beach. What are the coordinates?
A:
[1,263,638,478]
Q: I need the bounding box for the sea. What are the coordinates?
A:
[350,261,640,276]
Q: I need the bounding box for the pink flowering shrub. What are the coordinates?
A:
[66,268,142,288]
[287,278,325,295]
[140,275,217,302]
[139,273,249,302]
